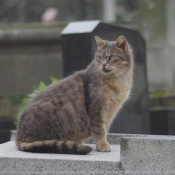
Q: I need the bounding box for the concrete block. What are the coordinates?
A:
[0,141,121,175]
[3,132,175,174]
[121,136,175,174]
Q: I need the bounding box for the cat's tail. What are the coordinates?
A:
[16,140,92,155]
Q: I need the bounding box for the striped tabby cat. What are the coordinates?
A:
[16,35,133,154]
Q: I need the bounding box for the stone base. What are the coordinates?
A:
[1,134,175,174]
[0,141,121,175]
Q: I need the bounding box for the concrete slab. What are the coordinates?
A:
[4,132,175,174]
[121,136,175,174]
[0,141,121,175]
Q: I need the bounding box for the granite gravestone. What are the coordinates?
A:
[61,21,150,134]
[150,108,175,135]
[0,119,15,143]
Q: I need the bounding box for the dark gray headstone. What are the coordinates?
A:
[0,119,15,143]
[150,108,175,135]
[61,20,150,134]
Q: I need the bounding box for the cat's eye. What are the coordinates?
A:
[109,55,116,61]
[97,56,103,61]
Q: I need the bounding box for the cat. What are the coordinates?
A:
[16,35,133,155]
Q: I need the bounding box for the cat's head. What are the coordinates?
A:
[94,35,133,77]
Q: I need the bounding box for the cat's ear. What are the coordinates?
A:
[95,36,105,49]
[115,36,128,52]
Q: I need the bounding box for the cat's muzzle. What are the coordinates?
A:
[102,68,111,73]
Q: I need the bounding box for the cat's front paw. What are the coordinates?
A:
[96,142,111,152]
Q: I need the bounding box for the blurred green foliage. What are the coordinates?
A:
[149,89,175,98]
[14,76,58,125]
[11,94,25,103]
[149,89,175,108]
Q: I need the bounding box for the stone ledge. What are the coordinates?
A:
[121,136,175,174]
[0,141,121,175]
[2,133,175,174]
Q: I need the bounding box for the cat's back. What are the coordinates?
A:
[29,70,86,104]
[18,70,87,121]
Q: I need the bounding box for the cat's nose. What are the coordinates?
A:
[102,63,107,68]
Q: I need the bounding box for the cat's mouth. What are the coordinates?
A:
[102,68,111,73]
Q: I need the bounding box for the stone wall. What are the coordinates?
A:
[0,24,64,118]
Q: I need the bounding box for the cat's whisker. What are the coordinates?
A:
[112,68,123,75]
[113,69,125,77]
[111,67,122,71]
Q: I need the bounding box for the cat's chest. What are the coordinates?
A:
[104,80,131,104]
[105,87,130,110]
[103,80,131,117]
[101,82,131,130]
